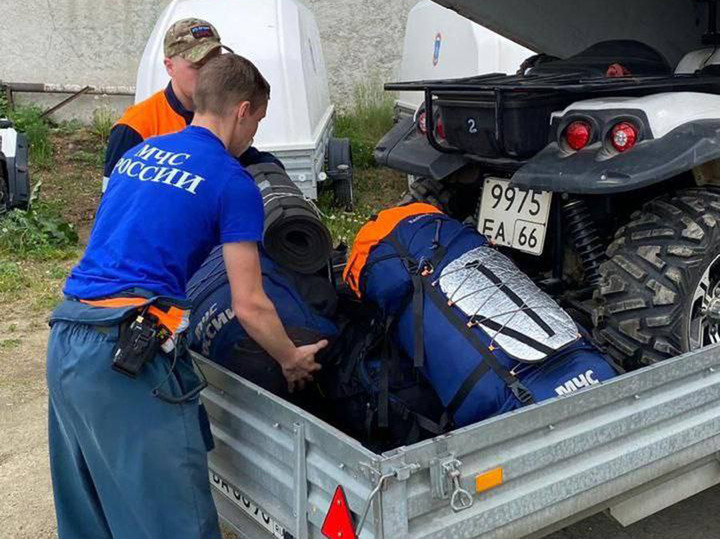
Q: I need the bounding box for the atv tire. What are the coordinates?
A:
[401,177,453,213]
[594,188,720,370]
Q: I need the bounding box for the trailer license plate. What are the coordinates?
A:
[478,177,552,255]
[209,470,288,539]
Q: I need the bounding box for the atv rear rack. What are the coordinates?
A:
[385,72,720,155]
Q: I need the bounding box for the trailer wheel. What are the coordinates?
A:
[327,137,354,211]
[593,188,720,370]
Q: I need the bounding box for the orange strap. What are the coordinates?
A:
[343,203,442,297]
[80,297,189,335]
[80,297,148,309]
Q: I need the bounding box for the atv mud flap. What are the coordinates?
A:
[374,116,469,180]
[512,120,720,195]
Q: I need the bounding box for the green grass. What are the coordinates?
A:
[0,261,24,295]
[0,258,72,311]
[0,182,79,261]
[70,148,105,168]
[335,79,395,169]
[0,90,8,117]
[9,105,53,169]
[320,80,405,244]
[318,168,407,246]
[91,107,117,145]
[319,197,378,246]
[0,338,22,350]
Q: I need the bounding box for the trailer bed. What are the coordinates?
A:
[194,343,720,538]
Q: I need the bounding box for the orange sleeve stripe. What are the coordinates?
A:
[343,203,443,297]
[115,91,187,141]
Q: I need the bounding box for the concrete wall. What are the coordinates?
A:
[305,0,419,106]
[0,0,418,121]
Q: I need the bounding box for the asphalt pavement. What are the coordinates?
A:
[546,484,720,539]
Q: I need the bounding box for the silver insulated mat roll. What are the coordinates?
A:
[437,246,579,362]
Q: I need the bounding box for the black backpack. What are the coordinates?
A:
[318,297,448,452]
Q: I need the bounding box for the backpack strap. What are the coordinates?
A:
[376,315,454,434]
[382,226,535,411]
[377,317,394,428]
[387,396,451,436]
[423,281,534,406]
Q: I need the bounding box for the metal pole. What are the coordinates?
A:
[40,86,92,118]
[1,81,135,96]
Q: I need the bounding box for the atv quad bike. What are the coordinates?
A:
[0,119,30,214]
[376,0,720,370]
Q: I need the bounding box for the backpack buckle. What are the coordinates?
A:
[509,380,533,405]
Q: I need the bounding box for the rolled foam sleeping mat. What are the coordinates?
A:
[246,163,333,274]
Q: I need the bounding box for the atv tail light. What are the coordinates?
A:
[563,121,592,151]
[610,122,638,152]
[436,115,446,140]
[417,111,428,134]
[417,111,446,140]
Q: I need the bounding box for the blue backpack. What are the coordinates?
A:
[345,204,619,428]
[186,246,338,369]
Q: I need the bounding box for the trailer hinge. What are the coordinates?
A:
[393,462,421,481]
[430,455,474,512]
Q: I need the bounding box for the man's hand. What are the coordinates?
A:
[280,340,328,392]
[224,243,329,392]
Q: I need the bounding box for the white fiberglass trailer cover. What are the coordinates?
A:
[396,0,533,115]
[136,0,333,198]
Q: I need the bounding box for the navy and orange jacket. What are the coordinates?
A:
[103,83,282,179]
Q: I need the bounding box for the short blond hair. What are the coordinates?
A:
[194,54,270,115]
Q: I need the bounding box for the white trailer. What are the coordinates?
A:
[395,0,533,116]
[137,0,352,204]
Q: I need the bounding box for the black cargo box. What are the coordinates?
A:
[436,92,573,158]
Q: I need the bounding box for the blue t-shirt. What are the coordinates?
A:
[64,126,264,299]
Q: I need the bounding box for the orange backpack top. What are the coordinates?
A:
[343,203,442,297]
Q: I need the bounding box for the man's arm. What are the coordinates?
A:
[103,124,143,192]
[223,241,325,390]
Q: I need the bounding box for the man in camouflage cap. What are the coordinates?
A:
[103,17,281,191]
[164,18,230,63]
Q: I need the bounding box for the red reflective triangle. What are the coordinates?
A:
[321,485,357,539]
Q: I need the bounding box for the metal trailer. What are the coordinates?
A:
[194,343,720,539]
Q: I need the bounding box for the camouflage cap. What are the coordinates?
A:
[163,18,232,63]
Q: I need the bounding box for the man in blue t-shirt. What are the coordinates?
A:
[47,54,325,539]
